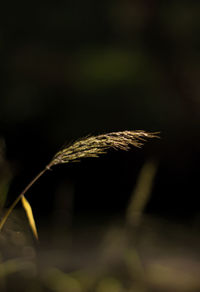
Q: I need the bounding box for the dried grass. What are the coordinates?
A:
[0,130,159,237]
[51,131,158,166]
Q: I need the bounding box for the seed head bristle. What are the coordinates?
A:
[50,131,159,166]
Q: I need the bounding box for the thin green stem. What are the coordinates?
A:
[0,162,53,231]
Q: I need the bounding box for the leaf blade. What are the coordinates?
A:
[21,195,38,240]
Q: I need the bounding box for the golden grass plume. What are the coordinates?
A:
[50,131,158,166]
[0,130,159,236]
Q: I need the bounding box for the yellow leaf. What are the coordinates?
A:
[21,195,38,240]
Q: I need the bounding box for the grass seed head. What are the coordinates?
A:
[51,131,159,166]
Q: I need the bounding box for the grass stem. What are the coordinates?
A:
[0,162,52,231]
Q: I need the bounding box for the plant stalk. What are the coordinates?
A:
[0,162,52,231]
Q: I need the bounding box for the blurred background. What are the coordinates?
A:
[0,1,200,290]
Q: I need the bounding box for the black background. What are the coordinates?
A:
[0,0,200,231]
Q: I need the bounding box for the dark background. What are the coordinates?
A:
[0,0,200,231]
